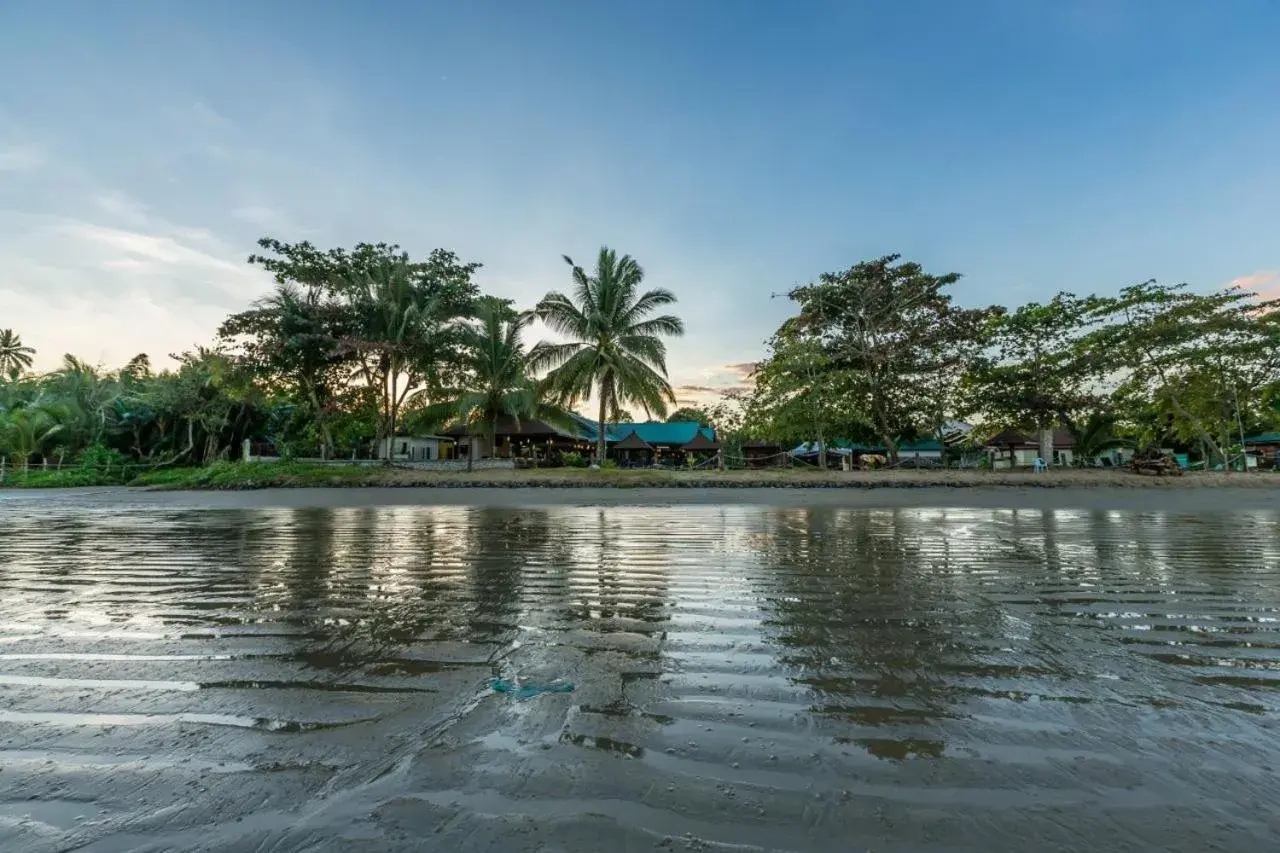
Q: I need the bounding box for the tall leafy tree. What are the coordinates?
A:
[336,256,476,457]
[220,283,350,457]
[667,406,710,425]
[741,326,866,466]
[231,237,480,459]
[415,297,570,470]
[787,254,996,461]
[0,329,35,379]
[961,294,1101,460]
[1082,280,1280,467]
[532,247,684,464]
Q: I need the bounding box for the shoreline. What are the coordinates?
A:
[3,483,1278,512]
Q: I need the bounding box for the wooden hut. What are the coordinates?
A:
[680,430,722,469]
[743,440,785,469]
[611,430,654,467]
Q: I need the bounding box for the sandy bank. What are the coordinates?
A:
[3,482,1278,512]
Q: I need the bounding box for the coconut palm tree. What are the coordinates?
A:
[338,259,470,459]
[419,297,571,471]
[0,329,35,379]
[531,247,684,465]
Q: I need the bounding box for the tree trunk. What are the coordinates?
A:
[386,367,398,463]
[1039,427,1054,467]
[307,385,333,460]
[490,415,498,465]
[596,390,608,466]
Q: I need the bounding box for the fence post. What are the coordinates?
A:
[243,438,251,463]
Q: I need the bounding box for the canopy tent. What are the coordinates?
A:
[789,441,853,457]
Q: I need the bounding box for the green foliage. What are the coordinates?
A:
[598,458,618,470]
[560,451,588,468]
[79,444,128,469]
[1067,412,1132,464]
[1081,280,1280,465]
[532,247,684,464]
[1,467,132,488]
[0,329,36,379]
[224,238,482,459]
[667,406,710,425]
[411,296,572,466]
[784,254,997,460]
[742,329,864,455]
[961,294,1100,431]
[129,461,382,489]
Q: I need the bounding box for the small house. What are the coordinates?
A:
[1244,432,1280,469]
[986,428,1075,469]
[380,435,455,462]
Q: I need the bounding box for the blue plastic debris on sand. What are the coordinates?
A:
[490,678,575,700]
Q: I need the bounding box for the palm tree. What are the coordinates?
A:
[532,247,684,465]
[0,403,62,472]
[420,297,570,471]
[1068,411,1132,466]
[0,329,35,379]
[338,259,464,459]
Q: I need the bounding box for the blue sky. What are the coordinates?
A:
[2,0,1278,405]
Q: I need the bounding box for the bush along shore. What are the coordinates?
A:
[4,461,1278,491]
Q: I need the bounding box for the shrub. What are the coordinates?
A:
[599,459,618,470]
[80,444,129,470]
[561,451,588,468]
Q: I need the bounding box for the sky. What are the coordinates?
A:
[2,0,1278,407]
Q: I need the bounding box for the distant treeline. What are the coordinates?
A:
[2,243,1276,471]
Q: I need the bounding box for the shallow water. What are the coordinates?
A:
[1,501,1278,851]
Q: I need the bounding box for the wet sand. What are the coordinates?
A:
[2,483,1279,512]
[2,495,1279,851]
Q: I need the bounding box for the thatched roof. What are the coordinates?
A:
[681,432,721,451]
[612,430,653,451]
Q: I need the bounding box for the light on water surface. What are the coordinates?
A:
[1,502,1278,852]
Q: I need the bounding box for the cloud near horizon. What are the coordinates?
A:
[1228,270,1280,301]
[2,1,1277,391]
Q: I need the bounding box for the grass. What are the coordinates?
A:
[5,460,1277,491]
[129,461,391,489]
[0,467,135,488]
[130,462,1280,490]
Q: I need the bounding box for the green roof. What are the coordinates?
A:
[567,417,716,445]
[1244,432,1280,444]
[609,421,715,445]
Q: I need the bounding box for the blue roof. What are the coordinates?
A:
[565,416,715,445]
[609,421,716,445]
[1245,432,1280,444]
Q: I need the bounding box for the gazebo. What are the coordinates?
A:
[680,431,723,469]
[611,430,654,467]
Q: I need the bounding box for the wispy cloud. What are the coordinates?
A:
[0,143,47,172]
[1228,269,1280,300]
[93,191,150,225]
[189,101,230,127]
[231,204,311,237]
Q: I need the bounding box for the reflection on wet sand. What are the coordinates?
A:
[1,502,1278,852]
